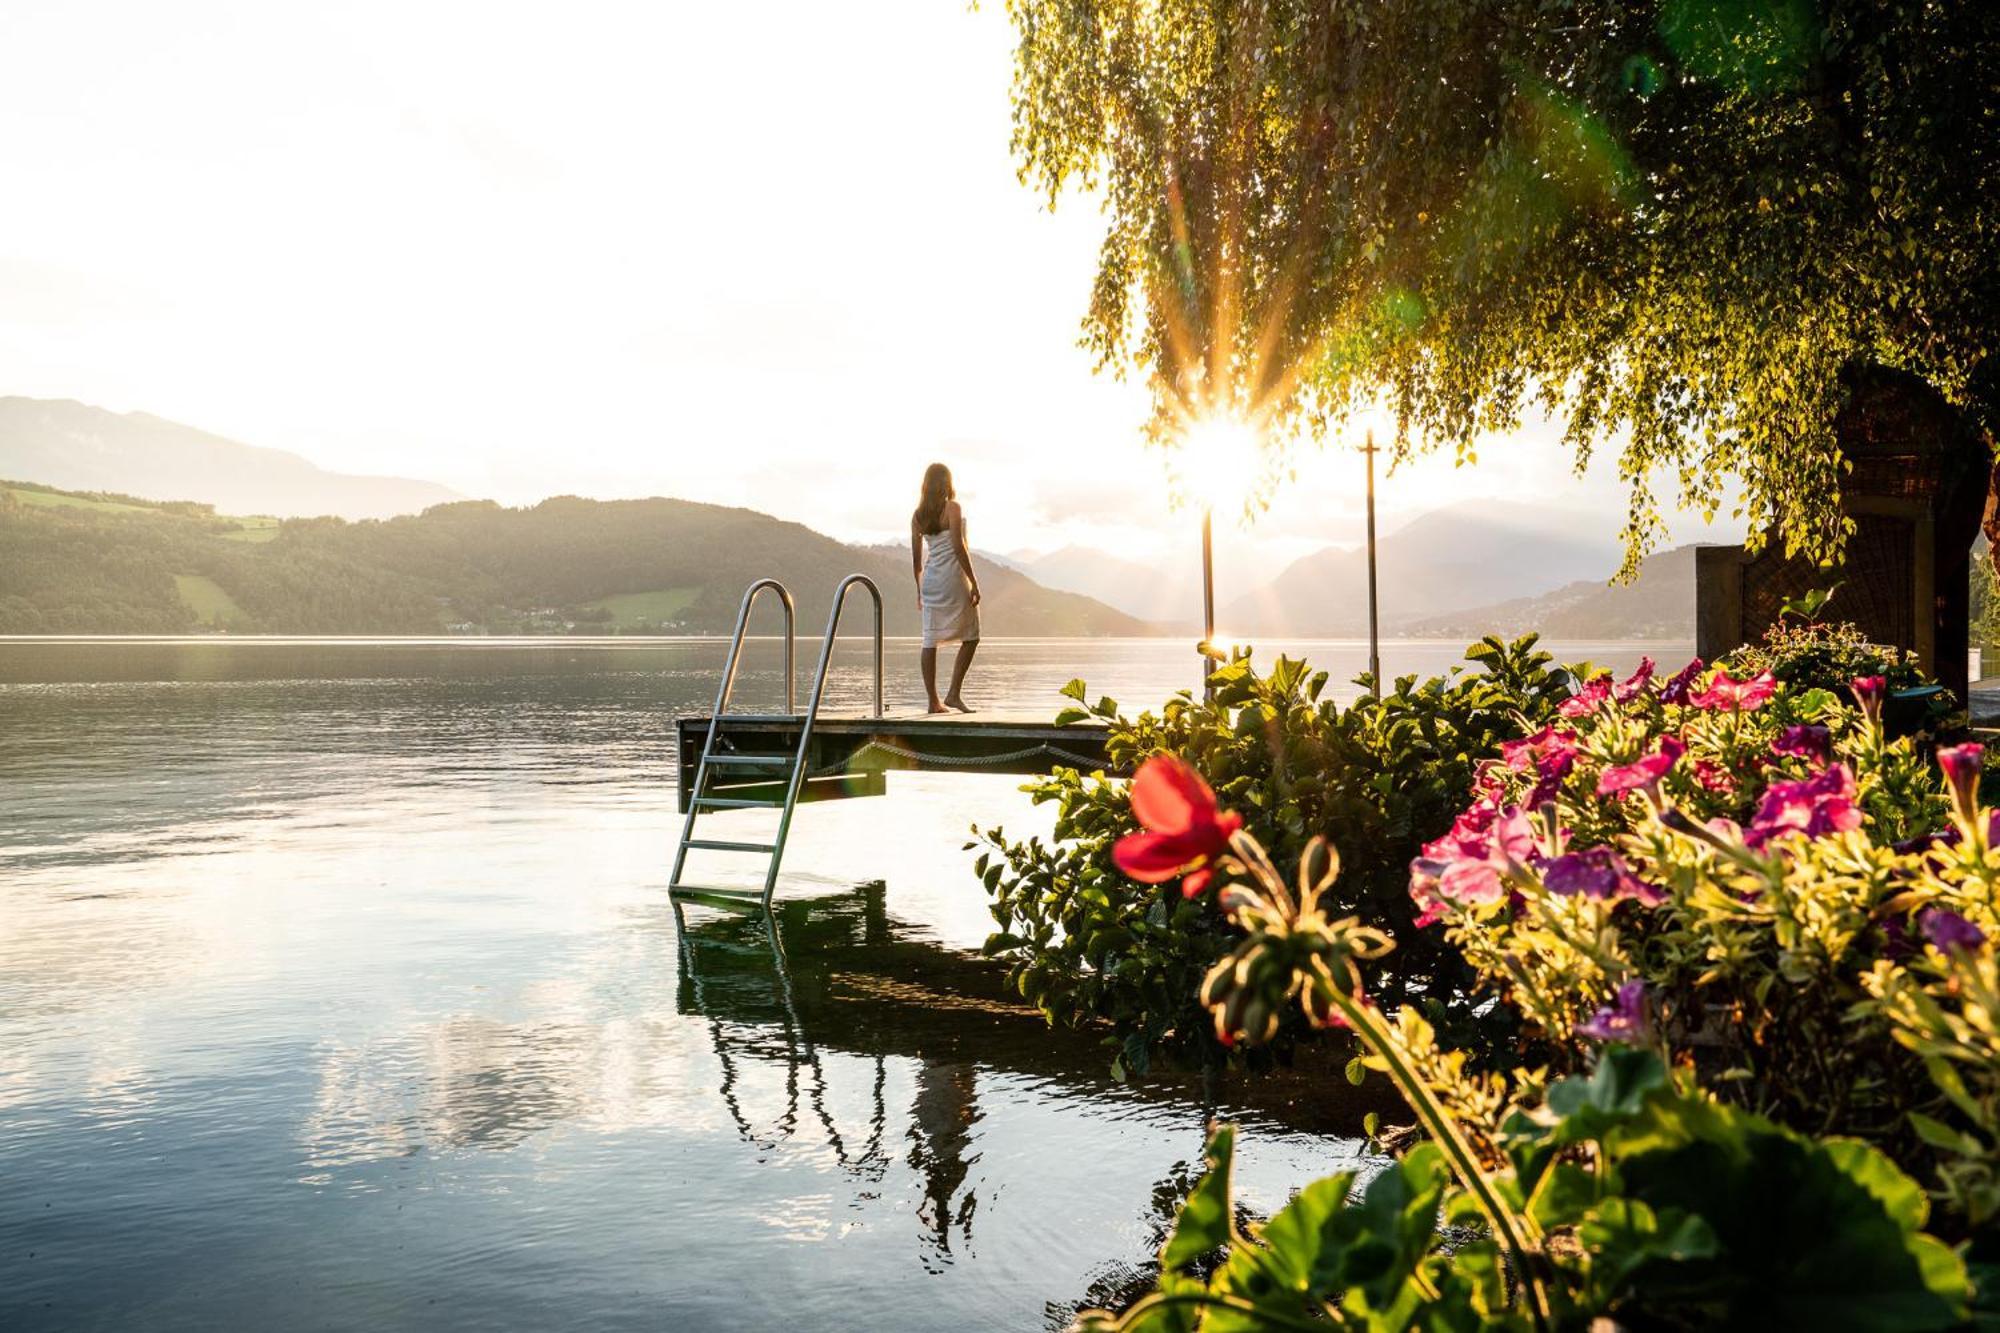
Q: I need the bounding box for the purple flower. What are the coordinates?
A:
[1660,658,1705,706]
[1543,846,1664,905]
[1921,908,1987,954]
[1939,743,1985,822]
[1851,675,1887,727]
[1744,764,1864,849]
[1597,735,1686,800]
[1613,657,1656,703]
[1577,980,1651,1044]
[1771,724,1831,767]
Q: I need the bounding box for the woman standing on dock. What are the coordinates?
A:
[912,463,980,713]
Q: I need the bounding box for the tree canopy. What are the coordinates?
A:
[1007,0,1999,567]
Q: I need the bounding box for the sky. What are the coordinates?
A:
[0,0,1742,575]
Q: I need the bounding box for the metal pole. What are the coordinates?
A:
[1201,507,1216,700]
[1364,429,1381,697]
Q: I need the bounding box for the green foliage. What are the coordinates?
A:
[1007,0,2000,570]
[974,636,1574,1074]
[1084,1050,1967,1331]
[1721,618,1944,720]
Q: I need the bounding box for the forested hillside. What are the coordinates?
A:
[0,482,1149,636]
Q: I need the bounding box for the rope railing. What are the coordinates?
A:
[804,738,1112,778]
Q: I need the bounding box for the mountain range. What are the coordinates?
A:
[0,397,460,520]
[0,481,1147,637]
[0,395,1704,639]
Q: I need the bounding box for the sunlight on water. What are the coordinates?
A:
[0,637,1680,1330]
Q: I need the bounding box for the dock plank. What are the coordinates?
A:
[674,711,1119,811]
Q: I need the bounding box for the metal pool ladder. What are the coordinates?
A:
[669,574,884,910]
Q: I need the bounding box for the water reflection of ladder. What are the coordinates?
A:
[669,574,884,910]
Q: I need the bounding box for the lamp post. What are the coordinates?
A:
[1201,506,1216,700]
[1363,429,1381,696]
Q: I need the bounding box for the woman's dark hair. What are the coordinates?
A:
[914,463,954,535]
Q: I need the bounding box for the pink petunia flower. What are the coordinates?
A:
[1744,764,1863,848]
[1559,674,1613,719]
[1597,735,1686,800]
[1613,657,1656,703]
[1690,668,1777,712]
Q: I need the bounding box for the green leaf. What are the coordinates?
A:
[1053,706,1092,726]
[1059,678,1087,703]
[1162,1125,1237,1269]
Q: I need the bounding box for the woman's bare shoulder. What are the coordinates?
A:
[945,499,964,519]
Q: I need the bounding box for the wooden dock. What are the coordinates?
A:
[674,710,1117,813]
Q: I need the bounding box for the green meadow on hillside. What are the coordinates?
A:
[0,482,1144,637]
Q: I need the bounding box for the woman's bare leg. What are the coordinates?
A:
[944,640,979,712]
[921,646,945,712]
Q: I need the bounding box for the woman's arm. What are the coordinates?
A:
[950,504,980,605]
[910,519,923,608]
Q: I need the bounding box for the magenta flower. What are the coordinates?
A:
[1409,801,1539,923]
[1690,668,1777,712]
[1851,675,1887,728]
[1577,980,1651,1043]
[1744,764,1863,848]
[1542,846,1664,905]
[1939,742,1985,823]
[1659,658,1705,705]
[1921,907,1987,954]
[1559,674,1613,719]
[1501,725,1579,774]
[1691,757,1737,794]
[1771,724,1832,766]
[1613,657,1656,703]
[1597,735,1686,800]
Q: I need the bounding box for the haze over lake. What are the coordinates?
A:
[0,636,1680,1330]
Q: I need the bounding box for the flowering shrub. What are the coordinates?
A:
[1720,615,1949,732]
[1077,781,1971,1330]
[972,638,1574,1075]
[1409,655,2000,1234]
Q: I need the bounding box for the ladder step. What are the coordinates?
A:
[693,795,787,810]
[669,884,770,910]
[684,838,778,853]
[704,752,798,768]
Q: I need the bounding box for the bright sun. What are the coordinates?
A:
[1174,413,1267,517]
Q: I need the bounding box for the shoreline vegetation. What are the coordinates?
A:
[0,479,1147,638]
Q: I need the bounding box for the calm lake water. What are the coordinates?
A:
[0,635,1682,1331]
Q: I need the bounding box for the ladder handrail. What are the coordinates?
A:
[761,575,883,900]
[712,578,797,717]
[803,573,885,726]
[673,572,883,910]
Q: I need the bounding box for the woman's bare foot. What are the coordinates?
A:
[945,695,975,714]
[927,700,950,714]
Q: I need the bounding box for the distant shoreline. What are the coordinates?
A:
[0,633,1697,647]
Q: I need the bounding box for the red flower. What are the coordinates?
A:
[1690,668,1776,712]
[1113,754,1243,898]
